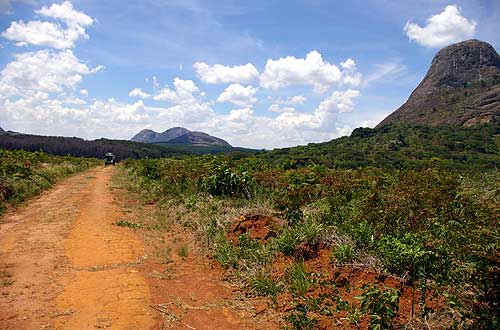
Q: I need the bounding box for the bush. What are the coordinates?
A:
[331,244,356,264]
[356,285,401,330]
[199,161,255,198]
[286,261,312,297]
[251,271,282,299]
[0,149,98,212]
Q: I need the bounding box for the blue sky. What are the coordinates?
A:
[0,0,498,148]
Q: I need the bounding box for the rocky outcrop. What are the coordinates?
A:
[130,127,191,143]
[130,127,231,147]
[377,39,500,127]
[167,131,231,147]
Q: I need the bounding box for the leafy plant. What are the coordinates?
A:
[331,244,356,264]
[199,160,255,198]
[285,304,317,330]
[250,271,282,299]
[286,261,312,297]
[356,285,401,330]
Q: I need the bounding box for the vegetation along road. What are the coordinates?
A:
[0,166,277,330]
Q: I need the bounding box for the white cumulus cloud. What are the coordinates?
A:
[404,5,477,48]
[0,88,360,149]
[153,77,200,104]
[217,83,258,107]
[267,95,306,113]
[273,89,360,130]
[0,49,100,98]
[227,108,254,121]
[287,95,306,105]
[260,51,361,93]
[1,1,94,49]
[193,62,259,84]
[129,88,151,99]
[268,104,295,113]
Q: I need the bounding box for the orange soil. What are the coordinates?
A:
[228,213,285,243]
[0,167,281,330]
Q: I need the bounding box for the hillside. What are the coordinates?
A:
[166,131,231,147]
[0,133,191,160]
[260,122,500,170]
[0,127,5,135]
[378,39,500,127]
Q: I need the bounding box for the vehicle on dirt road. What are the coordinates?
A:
[104,152,115,166]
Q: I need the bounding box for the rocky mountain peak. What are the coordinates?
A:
[377,39,500,128]
[424,39,500,89]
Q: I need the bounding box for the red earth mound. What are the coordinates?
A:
[228,213,285,243]
[271,248,446,329]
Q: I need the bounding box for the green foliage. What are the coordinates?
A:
[274,221,323,256]
[199,160,255,198]
[356,285,401,330]
[331,244,356,264]
[284,304,317,330]
[286,261,312,297]
[260,122,500,170]
[0,149,98,213]
[119,126,500,326]
[250,271,282,299]
[377,234,437,278]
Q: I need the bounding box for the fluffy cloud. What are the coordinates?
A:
[287,95,306,105]
[0,49,100,98]
[227,108,254,121]
[153,77,200,103]
[273,89,360,130]
[193,62,259,84]
[260,51,361,92]
[1,88,360,149]
[1,1,94,49]
[217,83,258,107]
[129,88,151,99]
[267,95,306,113]
[207,90,359,148]
[268,104,295,113]
[404,5,476,48]
[316,89,359,114]
[340,59,362,86]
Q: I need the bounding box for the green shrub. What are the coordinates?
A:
[250,271,282,298]
[356,285,401,330]
[0,149,98,213]
[286,261,312,297]
[275,228,304,256]
[331,244,356,264]
[285,304,317,330]
[199,161,255,198]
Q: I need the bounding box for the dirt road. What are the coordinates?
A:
[0,167,277,330]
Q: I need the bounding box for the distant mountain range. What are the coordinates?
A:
[378,39,500,127]
[131,127,232,147]
[0,126,255,159]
